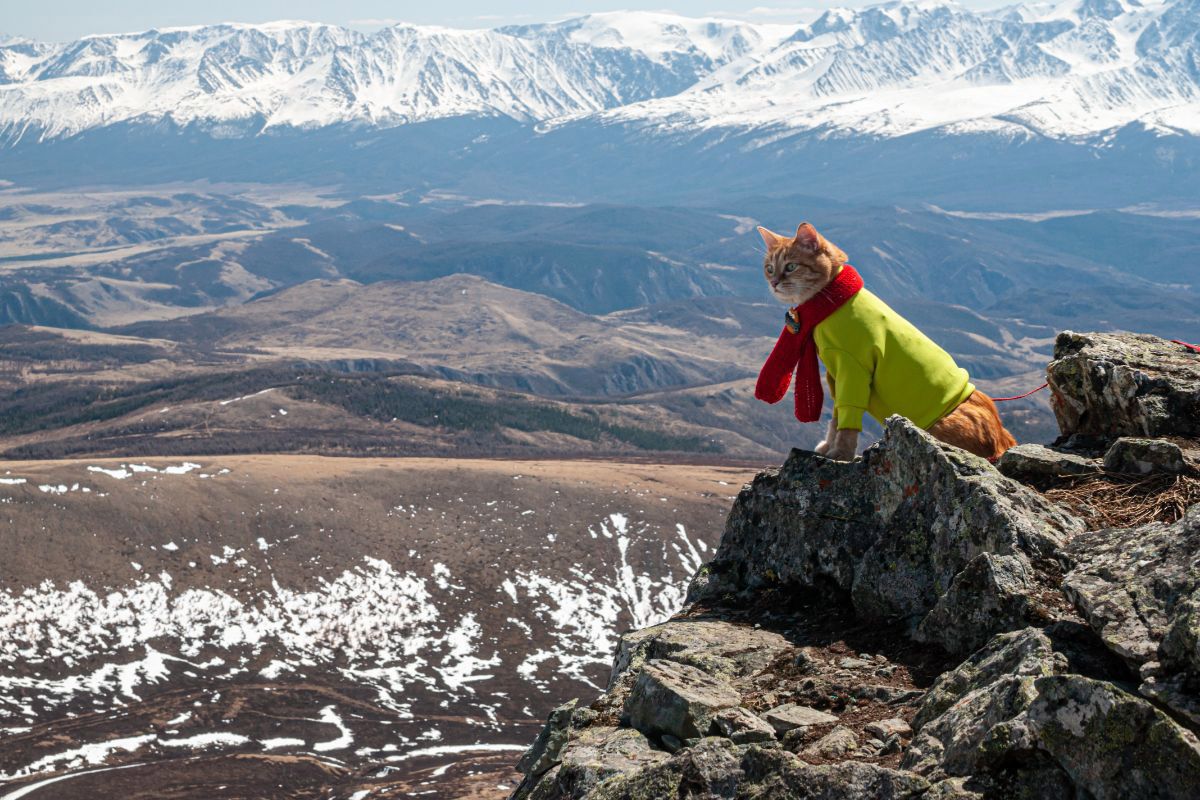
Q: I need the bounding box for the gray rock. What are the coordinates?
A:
[907,623,1200,797]
[660,733,683,753]
[670,738,744,797]
[609,619,790,690]
[1064,507,1200,725]
[564,737,740,799]
[854,683,915,703]
[516,699,577,782]
[802,725,859,759]
[752,671,777,686]
[1140,673,1200,728]
[1064,507,1200,673]
[794,648,818,672]
[740,748,930,798]
[865,717,912,740]
[915,553,1039,655]
[998,443,1100,483]
[1047,331,1200,439]
[924,778,985,799]
[532,740,929,800]
[906,674,1200,800]
[712,706,776,744]
[1103,437,1188,476]
[518,726,667,800]
[623,659,741,741]
[943,765,1076,800]
[887,689,925,705]
[838,657,873,669]
[913,627,1064,731]
[781,725,826,751]
[762,703,839,736]
[689,417,1082,655]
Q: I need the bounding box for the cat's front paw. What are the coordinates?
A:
[825,442,857,461]
[825,430,859,461]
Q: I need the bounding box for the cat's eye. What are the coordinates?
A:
[784,263,798,273]
[765,265,775,275]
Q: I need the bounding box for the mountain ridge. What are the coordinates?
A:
[2,0,1198,146]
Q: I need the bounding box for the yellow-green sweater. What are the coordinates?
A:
[814,288,974,431]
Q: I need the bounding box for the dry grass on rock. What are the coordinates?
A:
[1045,473,1200,529]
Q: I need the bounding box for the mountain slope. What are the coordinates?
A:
[0,454,752,797]
[116,274,761,398]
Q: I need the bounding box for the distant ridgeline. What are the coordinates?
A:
[1,3,1199,206]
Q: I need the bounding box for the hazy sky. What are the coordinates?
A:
[7,0,1004,42]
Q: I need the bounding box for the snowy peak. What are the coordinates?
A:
[501,12,786,66]
[0,12,766,140]
[604,0,1200,139]
[1,1,1198,145]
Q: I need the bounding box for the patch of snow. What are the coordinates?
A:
[218,388,275,406]
[87,466,131,480]
[160,732,250,748]
[312,706,354,752]
[0,734,154,782]
[261,737,306,749]
[386,743,528,761]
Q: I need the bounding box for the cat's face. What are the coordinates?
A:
[758,223,848,306]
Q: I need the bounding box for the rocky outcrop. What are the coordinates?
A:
[905,626,1200,800]
[1047,331,1200,440]
[513,331,1200,800]
[688,417,1081,655]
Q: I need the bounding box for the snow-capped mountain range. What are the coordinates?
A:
[1,0,1198,146]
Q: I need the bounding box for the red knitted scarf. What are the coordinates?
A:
[754,265,864,422]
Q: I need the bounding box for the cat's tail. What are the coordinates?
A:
[927,390,1017,461]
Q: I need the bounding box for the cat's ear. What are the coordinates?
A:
[757,226,784,249]
[794,222,823,253]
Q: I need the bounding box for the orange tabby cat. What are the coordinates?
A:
[758,223,1016,461]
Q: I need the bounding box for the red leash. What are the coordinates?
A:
[992,382,1049,403]
[990,339,1196,403]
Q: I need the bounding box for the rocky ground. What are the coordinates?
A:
[512,332,1200,799]
[0,456,756,798]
